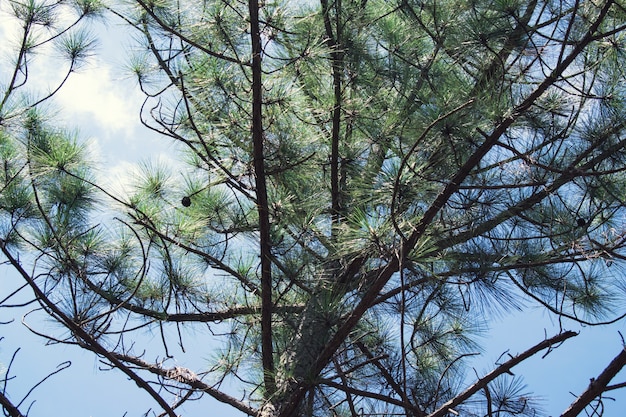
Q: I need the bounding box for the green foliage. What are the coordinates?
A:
[71,0,105,17]
[9,0,55,26]
[2,0,626,416]
[55,28,99,68]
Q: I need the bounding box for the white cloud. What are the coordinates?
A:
[0,12,20,58]
[55,62,142,136]
[0,7,144,149]
[1,5,182,194]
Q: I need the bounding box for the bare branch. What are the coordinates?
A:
[560,347,626,417]
[428,331,577,417]
[111,353,259,416]
[0,391,26,417]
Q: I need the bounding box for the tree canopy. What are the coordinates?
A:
[2,0,626,416]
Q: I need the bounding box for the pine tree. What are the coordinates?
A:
[2,0,626,416]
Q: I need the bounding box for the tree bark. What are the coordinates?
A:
[0,391,26,417]
[249,0,276,398]
[560,347,626,417]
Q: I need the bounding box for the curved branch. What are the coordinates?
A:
[132,0,247,66]
[506,271,626,326]
[0,241,179,417]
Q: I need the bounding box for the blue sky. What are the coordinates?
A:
[480,310,626,416]
[1,6,626,417]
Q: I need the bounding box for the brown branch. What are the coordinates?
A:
[319,378,424,413]
[390,99,476,240]
[112,353,259,416]
[606,381,626,391]
[0,20,30,112]
[428,331,577,417]
[0,391,26,417]
[560,347,626,417]
[166,304,304,322]
[484,383,493,417]
[332,358,358,417]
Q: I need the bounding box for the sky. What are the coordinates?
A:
[1,5,626,417]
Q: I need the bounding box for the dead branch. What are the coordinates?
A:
[428,331,577,417]
[560,346,626,417]
[110,353,259,416]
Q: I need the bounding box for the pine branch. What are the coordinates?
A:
[338,0,615,295]
[276,6,615,406]
[560,347,626,417]
[428,331,577,417]
[110,353,259,416]
[319,378,423,413]
[354,340,426,417]
[131,0,247,66]
[0,391,26,417]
